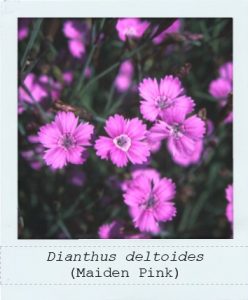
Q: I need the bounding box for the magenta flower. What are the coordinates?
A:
[138,75,195,122]
[63,20,89,58]
[98,221,123,239]
[209,78,232,102]
[95,114,150,167]
[18,19,31,41]
[124,172,176,233]
[115,60,134,92]
[225,184,233,223]
[39,75,61,101]
[149,107,206,158]
[18,73,47,113]
[153,19,181,45]
[116,18,150,41]
[209,62,233,123]
[38,112,94,169]
[219,62,233,81]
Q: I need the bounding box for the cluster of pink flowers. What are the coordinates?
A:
[209,61,233,123]
[140,75,206,166]
[36,70,208,236]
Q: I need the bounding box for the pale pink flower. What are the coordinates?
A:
[124,172,176,233]
[149,107,206,158]
[225,184,233,223]
[95,114,150,167]
[153,19,181,45]
[38,112,94,169]
[139,75,195,121]
[116,18,150,41]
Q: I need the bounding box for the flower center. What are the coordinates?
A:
[125,27,136,37]
[170,123,184,139]
[155,95,172,110]
[113,134,131,152]
[60,133,75,150]
[146,195,156,208]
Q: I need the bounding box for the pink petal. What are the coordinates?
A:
[173,95,195,115]
[124,117,147,139]
[148,121,169,142]
[134,210,160,233]
[184,115,206,140]
[110,147,128,167]
[66,146,85,164]
[140,100,159,121]
[153,202,177,222]
[38,123,61,148]
[167,135,196,157]
[154,178,176,202]
[127,141,150,164]
[94,136,113,159]
[104,114,126,138]
[55,112,78,134]
[159,75,184,99]
[44,147,67,169]
[138,78,160,103]
[73,123,94,146]
[69,39,85,58]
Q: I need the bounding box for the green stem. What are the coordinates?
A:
[20,19,43,73]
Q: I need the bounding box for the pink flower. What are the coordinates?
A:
[63,20,88,58]
[39,75,61,101]
[149,107,206,158]
[209,78,232,102]
[225,184,233,223]
[219,62,233,81]
[124,172,176,233]
[153,19,181,45]
[209,62,233,123]
[18,19,31,41]
[38,112,94,169]
[138,75,195,122]
[95,114,150,167]
[116,18,150,41]
[98,221,123,239]
[115,60,134,92]
[18,73,47,112]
